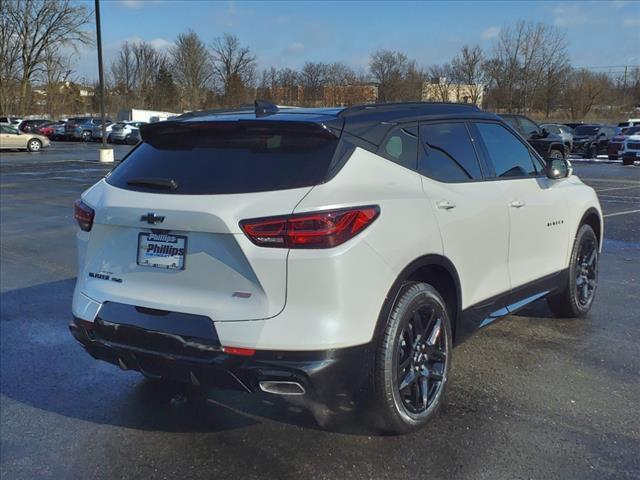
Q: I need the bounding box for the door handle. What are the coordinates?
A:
[436,200,456,210]
[510,200,526,208]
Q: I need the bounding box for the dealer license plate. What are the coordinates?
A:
[137,232,186,270]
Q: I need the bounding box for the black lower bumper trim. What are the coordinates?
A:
[69,317,372,401]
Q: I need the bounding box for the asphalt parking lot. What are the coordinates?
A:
[1,142,639,479]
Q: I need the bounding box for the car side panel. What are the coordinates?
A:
[217,148,442,350]
[560,175,604,257]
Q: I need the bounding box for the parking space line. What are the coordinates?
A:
[604,209,640,218]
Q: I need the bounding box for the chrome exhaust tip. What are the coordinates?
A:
[258,380,306,396]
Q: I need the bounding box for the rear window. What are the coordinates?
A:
[107,121,340,194]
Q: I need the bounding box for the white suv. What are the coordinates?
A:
[621,132,640,166]
[70,102,603,433]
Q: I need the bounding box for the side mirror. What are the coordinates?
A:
[546,158,571,180]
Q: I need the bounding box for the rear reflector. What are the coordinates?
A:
[223,346,256,356]
[74,199,94,231]
[240,206,380,249]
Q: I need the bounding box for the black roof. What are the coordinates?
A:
[154,101,499,148]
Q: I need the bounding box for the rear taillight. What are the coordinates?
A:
[240,206,380,249]
[74,199,94,231]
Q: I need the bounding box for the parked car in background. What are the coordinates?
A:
[19,119,49,133]
[620,131,640,165]
[500,114,567,159]
[38,121,65,138]
[0,116,23,126]
[65,117,112,141]
[124,128,141,145]
[571,124,616,158]
[0,124,50,152]
[91,121,114,142]
[617,119,640,130]
[108,121,147,144]
[540,123,574,151]
[564,122,583,130]
[608,125,640,160]
[50,123,67,141]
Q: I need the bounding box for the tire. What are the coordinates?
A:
[547,224,598,318]
[371,282,452,434]
[81,130,91,142]
[608,155,618,160]
[586,144,596,159]
[622,157,635,166]
[27,138,42,152]
[548,148,564,160]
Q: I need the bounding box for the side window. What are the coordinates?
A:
[475,122,537,178]
[519,117,540,137]
[502,116,522,134]
[381,125,417,170]
[418,122,483,182]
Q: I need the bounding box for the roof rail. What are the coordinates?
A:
[339,101,479,117]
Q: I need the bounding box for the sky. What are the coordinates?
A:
[72,0,640,82]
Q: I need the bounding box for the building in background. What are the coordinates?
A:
[422,78,484,107]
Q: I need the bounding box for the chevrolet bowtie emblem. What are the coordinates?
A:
[141,213,165,224]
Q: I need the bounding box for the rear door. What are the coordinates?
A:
[418,121,512,316]
[78,120,341,321]
[472,121,570,291]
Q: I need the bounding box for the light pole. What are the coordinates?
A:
[95,0,113,162]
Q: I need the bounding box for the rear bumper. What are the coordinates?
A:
[69,314,372,401]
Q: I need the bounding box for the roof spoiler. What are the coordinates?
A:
[255,99,279,117]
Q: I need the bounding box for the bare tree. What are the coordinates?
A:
[110,42,137,105]
[484,21,569,113]
[3,0,92,114]
[210,33,256,106]
[38,47,74,117]
[132,42,164,104]
[171,29,212,110]
[566,69,610,120]
[369,50,410,102]
[300,61,328,105]
[0,0,23,114]
[425,64,455,102]
[451,45,486,105]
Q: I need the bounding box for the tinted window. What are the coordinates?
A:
[519,117,539,136]
[475,122,537,178]
[1,125,17,134]
[502,116,521,133]
[107,122,340,195]
[543,125,560,134]
[381,125,417,170]
[419,122,482,182]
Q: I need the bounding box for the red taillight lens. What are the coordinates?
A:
[74,199,94,231]
[240,206,380,249]
[223,346,256,356]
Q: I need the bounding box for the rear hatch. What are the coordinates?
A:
[78,119,341,321]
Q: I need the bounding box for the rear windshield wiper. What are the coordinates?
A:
[126,177,178,191]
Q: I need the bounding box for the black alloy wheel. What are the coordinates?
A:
[548,224,599,318]
[372,282,452,434]
[396,303,447,414]
[575,233,598,308]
